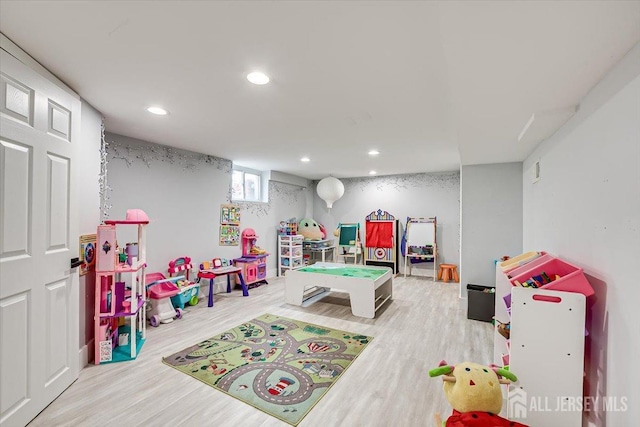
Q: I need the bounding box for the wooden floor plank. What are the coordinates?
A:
[28,275,493,427]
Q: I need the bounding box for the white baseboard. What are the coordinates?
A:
[79,342,92,368]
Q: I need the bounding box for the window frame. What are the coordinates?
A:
[231,165,262,202]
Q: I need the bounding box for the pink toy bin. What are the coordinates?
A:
[509,257,595,297]
[145,272,183,327]
[148,281,180,300]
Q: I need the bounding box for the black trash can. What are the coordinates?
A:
[467,284,495,322]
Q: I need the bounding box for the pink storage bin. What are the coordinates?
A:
[146,272,166,285]
[505,253,555,278]
[145,272,181,299]
[509,257,594,297]
[148,281,180,299]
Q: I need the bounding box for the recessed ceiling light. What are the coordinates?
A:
[247,71,270,85]
[368,150,380,156]
[369,170,377,175]
[300,157,310,162]
[147,106,168,115]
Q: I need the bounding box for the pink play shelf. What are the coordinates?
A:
[509,257,595,297]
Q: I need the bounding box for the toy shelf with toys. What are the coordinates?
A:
[94,209,149,365]
[278,234,304,276]
[494,251,594,426]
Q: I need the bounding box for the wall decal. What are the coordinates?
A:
[220,204,241,225]
[98,120,112,222]
[219,225,240,246]
[107,138,231,174]
[337,172,460,193]
[232,181,305,218]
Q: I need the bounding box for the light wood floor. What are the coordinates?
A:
[29,275,492,427]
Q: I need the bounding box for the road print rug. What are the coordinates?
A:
[162,313,372,426]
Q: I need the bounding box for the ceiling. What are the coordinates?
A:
[1,1,639,180]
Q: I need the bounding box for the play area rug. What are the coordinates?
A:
[162,313,372,425]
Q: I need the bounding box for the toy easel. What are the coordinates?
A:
[364,209,398,273]
[336,223,362,264]
[403,217,437,278]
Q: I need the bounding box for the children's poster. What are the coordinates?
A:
[220,204,241,225]
[220,225,240,246]
[79,233,97,276]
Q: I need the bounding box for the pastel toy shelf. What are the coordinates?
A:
[494,251,592,426]
[278,234,304,276]
[508,287,586,426]
[94,214,148,365]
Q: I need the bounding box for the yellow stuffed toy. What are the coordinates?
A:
[429,361,528,427]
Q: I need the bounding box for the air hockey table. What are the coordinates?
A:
[284,262,392,318]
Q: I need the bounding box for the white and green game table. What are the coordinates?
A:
[285,262,393,318]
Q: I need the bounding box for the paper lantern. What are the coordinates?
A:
[316,176,345,209]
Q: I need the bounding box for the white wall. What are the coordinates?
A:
[460,163,522,296]
[105,133,310,292]
[78,100,102,364]
[523,43,640,427]
[312,172,460,275]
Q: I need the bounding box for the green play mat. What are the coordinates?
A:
[297,265,387,280]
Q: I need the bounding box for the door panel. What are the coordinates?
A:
[46,153,69,251]
[47,100,71,141]
[45,278,70,385]
[0,139,31,258]
[0,293,30,417]
[1,72,34,125]
[0,47,79,426]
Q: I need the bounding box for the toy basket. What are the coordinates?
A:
[170,282,200,310]
[509,257,594,297]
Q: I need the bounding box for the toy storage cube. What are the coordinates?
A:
[466,284,495,322]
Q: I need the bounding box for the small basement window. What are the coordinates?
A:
[231,166,262,202]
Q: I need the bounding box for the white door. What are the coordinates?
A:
[0,46,80,426]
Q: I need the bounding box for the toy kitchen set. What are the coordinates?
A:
[233,228,269,288]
